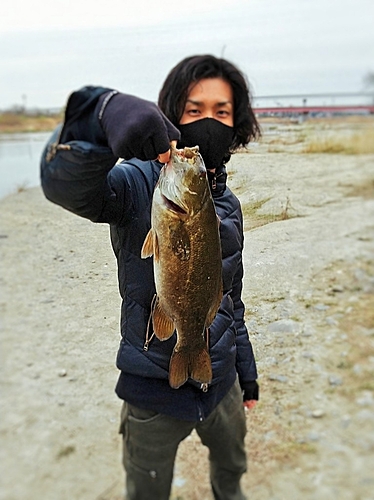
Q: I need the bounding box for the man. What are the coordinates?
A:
[41,54,260,499]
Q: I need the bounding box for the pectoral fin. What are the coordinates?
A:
[141,229,159,261]
[152,298,175,340]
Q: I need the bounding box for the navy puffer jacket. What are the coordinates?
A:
[40,87,257,421]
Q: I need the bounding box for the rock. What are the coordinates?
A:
[340,415,351,429]
[264,431,277,441]
[282,356,293,364]
[353,364,362,375]
[268,374,289,383]
[325,316,339,326]
[302,351,315,360]
[329,375,343,386]
[312,409,325,418]
[356,392,374,406]
[267,319,301,334]
[246,318,258,332]
[58,369,67,377]
[302,326,315,337]
[263,356,278,366]
[314,303,330,311]
[306,431,321,442]
[274,405,283,415]
[356,409,374,421]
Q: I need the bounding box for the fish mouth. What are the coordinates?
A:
[162,194,188,215]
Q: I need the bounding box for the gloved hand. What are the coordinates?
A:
[97,91,180,161]
[242,380,259,410]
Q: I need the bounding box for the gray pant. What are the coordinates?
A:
[119,379,247,500]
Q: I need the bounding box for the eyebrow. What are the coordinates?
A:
[185,99,233,106]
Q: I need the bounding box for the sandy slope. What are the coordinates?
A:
[1,134,373,499]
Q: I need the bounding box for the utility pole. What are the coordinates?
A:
[21,94,27,113]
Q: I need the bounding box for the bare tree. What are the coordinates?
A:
[363,72,374,91]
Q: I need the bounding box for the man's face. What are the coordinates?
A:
[179,78,234,127]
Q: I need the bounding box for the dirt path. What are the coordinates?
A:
[1,124,373,499]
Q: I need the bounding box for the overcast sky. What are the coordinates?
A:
[1,0,373,35]
[2,0,244,32]
[1,0,373,108]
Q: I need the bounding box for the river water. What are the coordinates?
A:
[0,132,51,199]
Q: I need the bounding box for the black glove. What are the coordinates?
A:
[97,91,180,160]
[241,381,259,401]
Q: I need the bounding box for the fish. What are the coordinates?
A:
[141,146,222,389]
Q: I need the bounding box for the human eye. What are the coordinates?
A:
[217,109,230,117]
[216,108,233,122]
[187,108,201,116]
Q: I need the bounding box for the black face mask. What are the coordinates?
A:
[178,118,234,170]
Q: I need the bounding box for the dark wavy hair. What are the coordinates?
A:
[158,54,261,151]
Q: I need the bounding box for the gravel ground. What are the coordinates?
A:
[1,119,373,499]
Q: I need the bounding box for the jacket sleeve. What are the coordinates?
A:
[40,86,126,224]
[232,257,258,386]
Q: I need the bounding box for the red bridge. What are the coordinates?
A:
[254,105,374,115]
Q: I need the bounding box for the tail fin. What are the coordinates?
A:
[169,344,212,389]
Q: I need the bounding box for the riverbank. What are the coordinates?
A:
[0,111,62,134]
[1,110,373,137]
[1,121,374,499]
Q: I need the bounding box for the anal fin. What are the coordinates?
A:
[152,298,175,341]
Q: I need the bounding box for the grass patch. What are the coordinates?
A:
[242,197,298,230]
[242,198,271,214]
[343,179,374,199]
[330,266,374,395]
[15,181,29,193]
[303,129,374,154]
[267,133,306,147]
[56,444,75,459]
[304,259,374,398]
